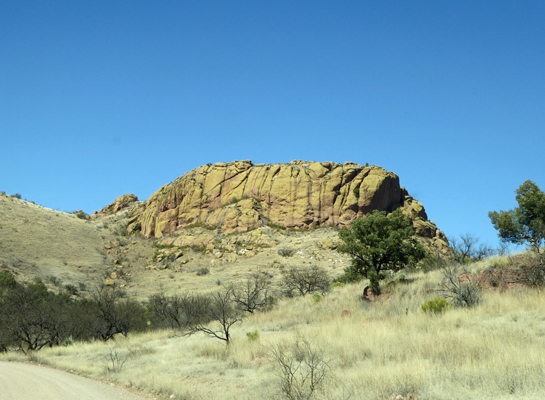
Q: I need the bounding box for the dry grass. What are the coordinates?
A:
[3,257,545,399]
[0,192,348,298]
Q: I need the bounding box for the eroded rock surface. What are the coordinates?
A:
[127,161,446,246]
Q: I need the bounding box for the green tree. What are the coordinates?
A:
[337,208,426,294]
[489,180,545,254]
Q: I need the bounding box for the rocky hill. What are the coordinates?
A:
[0,161,447,298]
[124,160,446,246]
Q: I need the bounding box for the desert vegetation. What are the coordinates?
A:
[1,180,545,399]
[2,254,545,399]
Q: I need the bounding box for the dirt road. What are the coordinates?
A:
[0,362,147,400]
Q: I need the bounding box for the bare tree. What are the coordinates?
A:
[184,287,241,344]
[450,233,494,264]
[282,266,330,297]
[90,286,146,341]
[231,272,272,313]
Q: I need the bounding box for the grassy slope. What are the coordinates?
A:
[0,192,348,297]
[0,194,108,286]
[2,194,545,399]
[2,259,545,400]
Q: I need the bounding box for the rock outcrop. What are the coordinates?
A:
[98,194,139,216]
[127,161,446,246]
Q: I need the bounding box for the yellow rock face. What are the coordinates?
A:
[129,161,444,242]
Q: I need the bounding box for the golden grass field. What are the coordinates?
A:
[2,257,545,400]
[2,194,545,399]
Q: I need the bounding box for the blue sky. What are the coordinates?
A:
[1,1,544,248]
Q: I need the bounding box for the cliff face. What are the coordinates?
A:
[128,160,446,244]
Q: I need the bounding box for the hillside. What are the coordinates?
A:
[0,161,446,296]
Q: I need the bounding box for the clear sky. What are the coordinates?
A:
[1,1,544,248]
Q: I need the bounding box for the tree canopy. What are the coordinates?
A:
[337,208,426,294]
[489,180,545,254]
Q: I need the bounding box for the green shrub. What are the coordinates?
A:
[312,293,323,303]
[63,336,74,346]
[246,330,260,341]
[329,281,345,290]
[421,297,449,314]
[0,271,18,288]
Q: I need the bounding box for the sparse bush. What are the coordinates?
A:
[278,248,294,257]
[75,211,88,220]
[269,336,330,400]
[148,292,212,329]
[105,346,133,373]
[421,297,449,314]
[418,248,449,272]
[511,253,545,288]
[115,227,129,237]
[46,275,63,287]
[282,266,330,297]
[438,264,480,307]
[89,286,148,341]
[13,193,22,199]
[196,267,210,276]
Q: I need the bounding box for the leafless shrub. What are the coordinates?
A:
[278,248,294,257]
[269,336,330,400]
[106,347,131,372]
[104,346,140,373]
[438,264,481,307]
[450,233,494,264]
